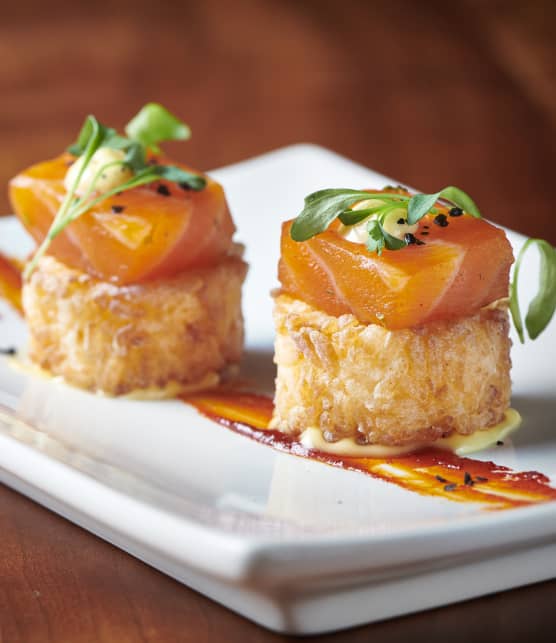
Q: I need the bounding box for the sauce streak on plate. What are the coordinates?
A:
[184,389,556,511]
[0,252,23,314]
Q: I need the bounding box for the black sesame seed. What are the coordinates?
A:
[0,347,17,356]
[179,182,192,191]
[421,231,429,236]
[449,207,463,217]
[397,218,406,225]
[434,214,449,227]
[476,476,489,483]
[444,483,457,492]
[405,233,416,244]
[157,184,171,197]
[415,237,425,245]
[423,225,430,229]
[464,472,474,486]
[111,205,125,214]
[435,475,448,483]
[496,440,504,446]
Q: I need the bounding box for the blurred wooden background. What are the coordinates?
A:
[1,1,555,642]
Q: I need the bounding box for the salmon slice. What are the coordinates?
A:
[0,254,23,314]
[278,213,514,329]
[9,154,236,284]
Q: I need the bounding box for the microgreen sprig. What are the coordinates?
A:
[290,185,480,249]
[24,103,206,279]
[509,239,556,343]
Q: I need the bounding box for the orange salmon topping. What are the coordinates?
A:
[278,207,514,329]
[9,154,235,284]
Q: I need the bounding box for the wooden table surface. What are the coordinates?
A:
[1,0,555,641]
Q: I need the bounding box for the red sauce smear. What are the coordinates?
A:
[184,390,556,511]
[0,252,23,314]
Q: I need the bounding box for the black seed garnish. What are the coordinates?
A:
[434,214,449,227]
[403,232,425,246]
[0,347,17,356]
[496,440,504,446]
[397,218,406,225]
[421,231,429,236]
[157,184,171,196]
[464,472,474,486]
[449,207,463,217]
[444,483,457,492]
[435,475,448,483]
[111,205,125,213]
[179,182,192,191]
[423,225,429,229]
[476,476,489,483]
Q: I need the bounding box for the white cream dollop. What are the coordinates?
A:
[339,198,418,244]
[65,148,133,196]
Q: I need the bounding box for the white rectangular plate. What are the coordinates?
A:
[0,145,555,635]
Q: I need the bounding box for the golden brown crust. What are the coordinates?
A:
[23,250,247,395]
[271,294,512,446]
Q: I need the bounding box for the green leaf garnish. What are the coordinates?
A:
[152,165,207,189]
[338,206,383,226]
[25,104,204,279]
[67,116,116,156]
[406,187,482,224]
[123,141,147,171]
[366,220,385,255]
[290,185,480,255]
[509,238,556,342]
[407,191,442,225]
[103,134,134,150]
[439,186,482,218]
[125,103,191,154]
[291,186,480,244]
[381,225,407,251]
[291,190,409,241]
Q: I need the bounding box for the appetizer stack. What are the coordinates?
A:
[9,104,247,396]
[272,187,520,453]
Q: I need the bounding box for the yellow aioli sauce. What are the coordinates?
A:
[8,356,223,400]
[300,408,522,457]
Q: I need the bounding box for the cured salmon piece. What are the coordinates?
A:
[0,253,22,314]
[9,154,235,284]
[278,212,514,329]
